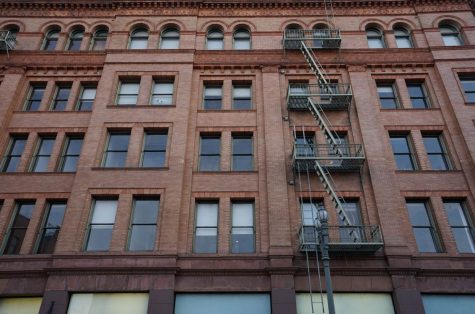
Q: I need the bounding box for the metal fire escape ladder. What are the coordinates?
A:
[300,42,329,86]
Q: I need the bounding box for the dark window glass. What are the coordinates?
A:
[103,132,130,167]
[67,29,84,51]
[377,84,398,109]
[3,202,35,254]
[37,202,66,254]
[59,136,83,172]
[91,29,108,50]
[85,199,117,251]
[390,135,416,170]
[460,77,475,103]
[194,202,218,253]
[25,85,46,111]
[128,198,160,251]
[339,201,364,242]
[77,86,96,111]
[406,201,441,252]
[203,85,222,110]
[232,135,253,171]
[141,132,167,167]
[423,135,450,170]
[51,85,71,111]
[231,202,254,253]
[233,85,252,109]
[42,29,59,51]
[295,133,315,157]
[1,136,27,172]
[407,83,430,108]
[199,135,220,171]
[31,136,55,172]
[444,201,475,253]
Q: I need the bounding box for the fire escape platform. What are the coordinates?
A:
[283,29,342,50]
[293,144,365,172]
[287,83,352,111]
[0,30,16,54]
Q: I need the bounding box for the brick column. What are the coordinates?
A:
[271,274,297,314]
[39,291,69,314]
[147,289,175,314]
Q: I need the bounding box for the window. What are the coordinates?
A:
[366,27,385,48]
[128,198,160,251]
[340,201,363,241]
[233,85,252,109]
[151,80,173,105]
[389,135,416,170]
[85,199,118,251]
[206,28,224,50]
[394,26,413,48]
[141,131,167,167]
[199,135,220,171]
[312,24,329,48]
[2,202,35,254]
[406,201,441,252]
[117,80,140,105]
[36,201,66,254]
[232,134,253,171]
[203,85,222,109]
[42,29,60,51]
[439,23,463,46]
[103,132,130,167]
[91,28,108,50]
[59,136,83,172]
[300,200,323,243]
[68,294,148,314]
[31,136,55,172]
[194,202,218,253]
[1,135,27,172]
[295,133,315,158]
[67,29,84,51]
[423,135,450,170]
[233,28,251,50]
[407,82,430,108]
[77,85,96,111]
[377,83,399,109]
[129,28,148,49]
[51,84,71,111]
[459,76,475,103]
[160,28,180,49]
[4,25,19,39]
[443,201,475,253]
[231,202,254,253]
[24,84,46,111]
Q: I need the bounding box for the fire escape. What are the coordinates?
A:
[0,30,16,57]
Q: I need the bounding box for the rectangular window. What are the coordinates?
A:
[340,201,363,242]
[300,200,323,243]
[151,80,173,105]
[233,85,252,109]
[389,135,416,170]
[77,85,96,111]
[103,131,130,167]
[36,201,66,254]
[85,199,118,251]
[443,201,475,253]
[377,83,399,109]
[141,131,167,168]
[199,134,221,171]
[231,202,255,253]
[203,85,222,110]
[31,136,55,172]
[194,202,218,253]
[128,198,160,251]
[51,84,71,111]
[24,84,46,111]
[422,135,450,170]
[117,80,140,105]
[459,76,475,103]
[295,133,315,157]
[1,135,27,172]
[407,82,430,109]
[232,134,253,171]
[59,135,83,172]
[406,201,441,253]
[3,202,35,254]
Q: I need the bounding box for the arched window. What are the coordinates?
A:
[4,25,19,39]
[160,27,180,49]
[394,26,413,48]
[91,28,108,50]
[439,23,463,46]
[206,28,223,50]
[313,24,329,48]
[366,27,385,48]
[233,28,250,50]
[42,28,60,51]
[285,24,303,39]
[67,28,84,51]
[129,27,149,49]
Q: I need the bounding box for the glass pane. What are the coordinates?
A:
[13,203,35,227]
[133,199,159,224]
[466,93,475,103]
[407,202,430,226]
[203,99,222,110]
[207,39,223,50]
[37,228,60,254]
[160,39,179,49]
[423,137,443,153]
[442,34,462,46]
[4,156,21,172]
[233,137,252,154]
[33,156,50,172]
[0,298,42,314]
[142,152,165,167]
[79,100,93,111]
[413,228,437,252]
[4,229,27,254]
[153,82,173,94]
[205,87,222,97]
[380,99,397,109]
[151,95,173,105]
[144,133,167,151]
[428,155,448,170]
[11,138,27,155]
[396,37,412,48]
[368,38,384,48]
[82,88,96,100]
[452,228,475,253]
[121,83,140,94]
[129,225,156,251]
[201,137,220,154]
[232,203,253,227]
[39,138,55,154]
[233,99,252,109]
[444,202,468,225]
[62,156,78,172]
[199,156,220,171]
[341,202,362,225]
[92,38,106,50]
[408,84,424,97]
[108,134,130,150]
[194,232,217,253]
[86,225,113,251]
[91,200,117,224]
[196,203,218,227]
[117,95,137,105]
[46,203,66,228]
[232,156,253,171]
[411,98,428,109]
[129,38,148,49]
[233,86,251,98]
[231,233,254,253]
[390,137,410,153]
[461,79,475,91]
[67,293,149,314]
[104,152,127,167]
[67,138,83,155]
[395,155,414,170]
[234,39,250,50]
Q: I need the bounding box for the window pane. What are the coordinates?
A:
[428,155,448,170]
[201,137,220,154]
[4,229,27,254]
[407,202,431,226]
[13,203,34,227]
[33,156,50,172]
[4,156,21,172]
[37,227,60,254]
[91,200,117,224]
[231,232,254,253]
[46,203,66,227]
[452,228,475,253]
[142,152,165,167]
[104,151,127,167]
[444,202,468,225]
[232,156,253,171]
[11,138,27,155]
[390,137,410,153]
[86,225,113,251]
[196,203,218,227]
[133,199,159,224]
[442,34,462,46]
[233,137,252,154]
[413,228,438,252]
[396,37,412,48]
[194,231,217,253]
[67,293,149,314]
[394,155,414,170]
[62,156,78,172]
[368,38,384,48]
[108,134,130,150]
[233,86,251,98]
[129,225,156,251]
[67,138,83,155]
[144,134,167,151]
[232,203,253,226]
[199,156,220,171]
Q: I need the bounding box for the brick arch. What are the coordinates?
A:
[433,16,466,28]
[229,21,257,33]
[157,20,186,32]
[0,20,26,32]
[359,19,388,31]
[90,22,112,33]
[280,20,305,31]
[308,20,335,30]
[65,23,87,34]
[199,21,228,33]
[39,21,66,33]
[389,19,418,30]
[125,20,154,32]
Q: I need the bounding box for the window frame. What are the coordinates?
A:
[127,197,160,251]
[366,27,386,49]
[1,135,27,172]
[458,76,475,104]
[199,134,221,172]
[128,27,149,49]
[230,201,255,253]
[439,23,463,46]
[84,198,118,251]
[116,79,140,106]
[206,28,224,50]
[150,79,174,106]
[76,84,96,111]
[90,28,108,51]
[58,135,84,172]
[35,201,67,254]
[443,200,475,253]
[233,28,251,50]
[51,84,72,111]
[406,200,442,253]
[231,133,254,171]
[377,82,400,109]
[140,130,168,168]
[41,29,60,51]
[393,26,413,48]
[389,134,418,170]
[160,27,180,49]
[232,84,252,109]
[422,134,451,170]
[406,82,430,109]
[30,135,56,172]
[203,84,223,110]
[193,201,219,254]
[24,83,46,111]
[102,131,130,168]
[67,29,84,51]
[2,201,36,255]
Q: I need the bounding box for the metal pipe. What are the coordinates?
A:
[318,210,336,314]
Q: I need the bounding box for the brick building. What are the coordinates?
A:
[0,0,475,313]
